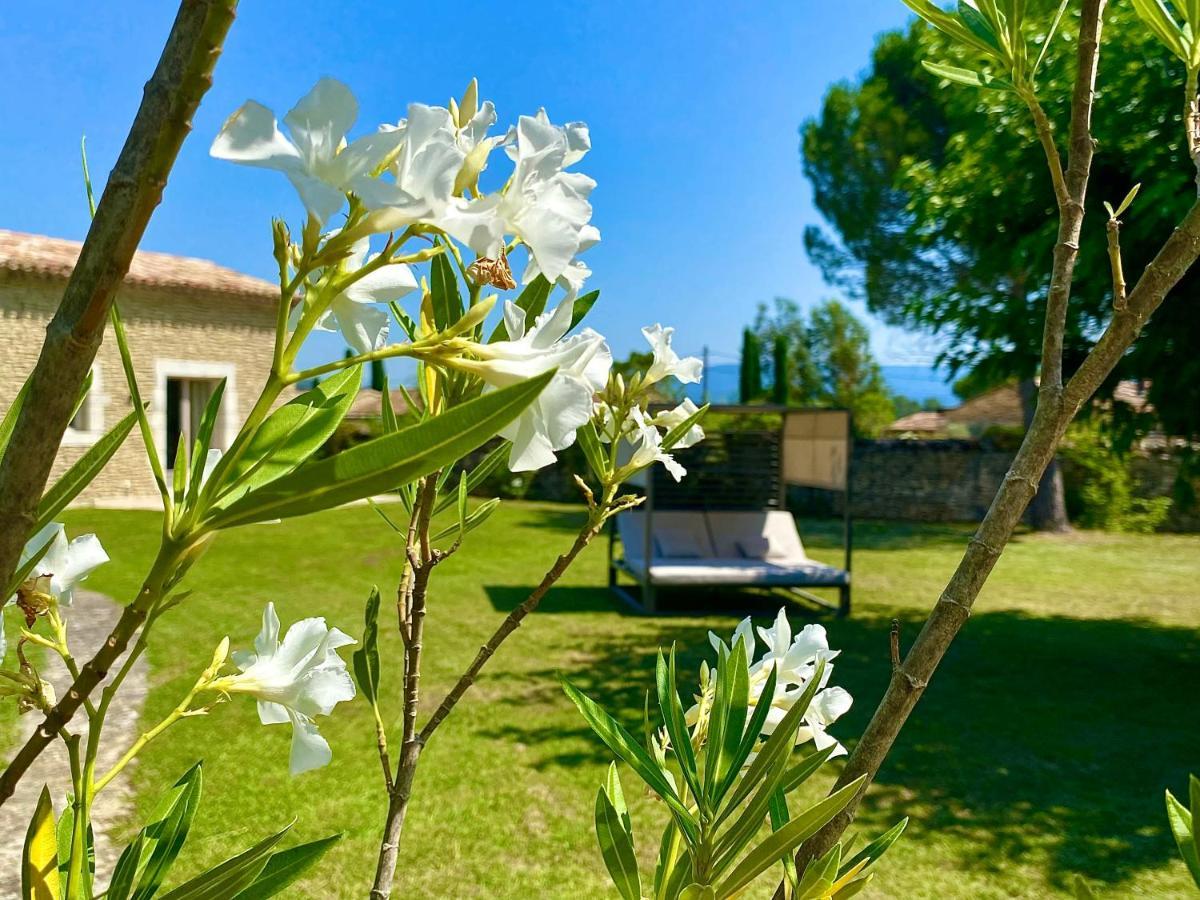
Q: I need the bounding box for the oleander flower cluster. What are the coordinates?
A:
[689,608,853,759]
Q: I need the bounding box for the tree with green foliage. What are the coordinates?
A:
[738,328,763,402]
[752,297,896,436]
[801,0,1200,521]
[771,334,790,404]
[370,357,386,392]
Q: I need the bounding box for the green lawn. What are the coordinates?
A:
[39,502,1200,898]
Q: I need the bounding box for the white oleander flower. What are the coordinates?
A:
[642,324,703,386]
[691,609,852,761]
[521,223,600,300]
[13,523,108,609]
[622,407,687,482]
[453,298,611,471]
[653,398,705,449]
[215,603,356,775]
[311,237,417,354]
[211,78,405,225]
[444,110,596,284]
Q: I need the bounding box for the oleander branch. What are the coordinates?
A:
[0,0,239,808]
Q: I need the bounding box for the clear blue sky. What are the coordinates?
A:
[0,0,943,379]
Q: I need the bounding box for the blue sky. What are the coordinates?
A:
[0,1,943,380]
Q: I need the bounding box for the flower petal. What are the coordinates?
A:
[288,711,333,775]
[210,101,302,171]
[284,78,357,168]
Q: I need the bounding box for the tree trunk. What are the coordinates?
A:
[1020,378,1070,531]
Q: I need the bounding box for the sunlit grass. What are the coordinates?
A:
[27,503,1200,898]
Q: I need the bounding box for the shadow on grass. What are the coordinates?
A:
[477,592,1200,891]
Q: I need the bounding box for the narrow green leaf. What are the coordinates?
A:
[795,841,841,899]
[661,404,709,452]
[430,252,464,330]
[229,834,342,900]
[957,0,1004,54]
[125,762,204,900]
[430,497,500,542]
[22,786,59,900]
[157,825,291,900]
[657,648,703,806]
[1167,788,1200,884]
[768,790,800,891]
[778,745,839,796]
[351,588,381,705]
[172,432,189,508]
[208,371,552,528]
[715,659,779,802]
[35,408,138,532]
[713,776,866,898]
[839,817,908,878]
[596,786,641,900]
[921,60,1013,91]
[380,373,399,434]
[1131,0,1189,60]
[0,375,31,459]
[562,678,699,844]
[432,442,509,516]
[576,420,609,482]
[217,365,362,505]
[706,637,750,804]
[569,289,600,331]
[1033,0,1070,76]
[186,378,227,508]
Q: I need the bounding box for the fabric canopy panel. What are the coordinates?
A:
[782,409,850,491]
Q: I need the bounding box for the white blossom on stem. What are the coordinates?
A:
[453,299,611,471]
[211,78,404,225]
[642,324,703,386]
[213,603,356,775]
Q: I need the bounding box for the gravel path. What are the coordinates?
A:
[0,590,148,897]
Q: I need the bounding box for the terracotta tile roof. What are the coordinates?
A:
[0,229,277,301]
[886,410,947,434]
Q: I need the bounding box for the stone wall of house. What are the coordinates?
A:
[0,273,277,502]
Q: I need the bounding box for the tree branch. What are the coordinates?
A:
[0,0,238,807]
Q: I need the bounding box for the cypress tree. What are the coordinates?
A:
[771,334,790,405]
[739,329,762,403]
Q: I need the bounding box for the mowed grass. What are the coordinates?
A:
[36,502,1199,898]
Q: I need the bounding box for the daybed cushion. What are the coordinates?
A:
[617,556,849,587]
[706,511,808,562]
[617,511,715,561]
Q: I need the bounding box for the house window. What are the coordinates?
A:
[164,377,224,470]
[63,366,104,445]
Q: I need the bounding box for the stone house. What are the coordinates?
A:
[0,229,278,503]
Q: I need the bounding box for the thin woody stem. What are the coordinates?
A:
[419,492,617,744]
[1107,217,1127,309]
[0,0,238,809]
[1186,67,1200,195]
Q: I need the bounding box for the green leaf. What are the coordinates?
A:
[713,776,866,898]
[430,252,464,330]
[380,373,399,434]
[657,648,703,806]
[596,784,641,900]
[901,0,1001,55]
[660,403,709,452]
[22,786,59,900]
[488,276,553,342]
[839,817,908,879]
[229,834,342,900]
[705,637,750,804]
[768,790,800,891]
[432,441,510,516]
[956,0,1004,54]
[715,658,779,801]
[112,762,203,900]
[778,745,838,796]
[1131,0,1189,61]
[186,378,227,508]
[569,289,600,331]
[352,587,381,706]
[561,678,699,844]
[0,374,31,459]
[430,497,500,543]
[576,420,609,482]
[157,825,291,900]
[217,366,362,505]
[795,841,841,899]
[172,432,189,507]
[1167,787,1200,885]
[1032,0,1070,75]
[1190,775,1200,882]
[921,60,1012,91]
[35,407,138,532]
[207,371,552,529]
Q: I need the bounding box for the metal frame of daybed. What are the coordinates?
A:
[608,405,853,616]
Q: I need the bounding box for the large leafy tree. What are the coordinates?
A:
[803,3,1200,443]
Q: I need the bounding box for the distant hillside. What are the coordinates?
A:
[682,363,956,407]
